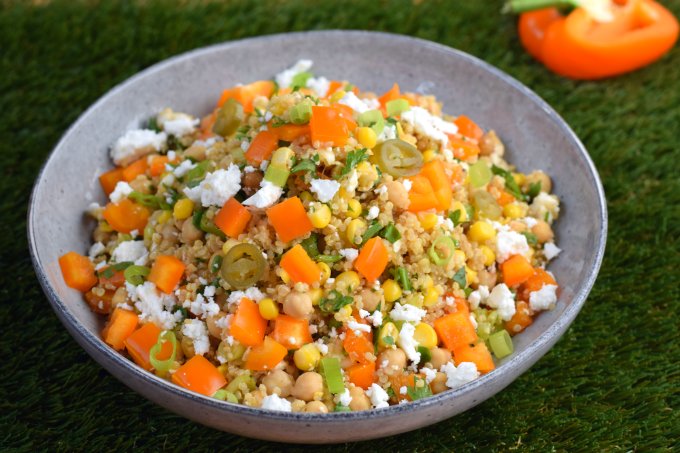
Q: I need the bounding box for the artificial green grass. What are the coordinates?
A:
[2,0,679,451]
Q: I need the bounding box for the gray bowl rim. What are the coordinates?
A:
[27,30,607,424]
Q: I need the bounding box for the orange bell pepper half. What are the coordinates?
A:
[420,159,453,212]
[172,354,227,396]
[501,255,535,287]
[245,130,279,165]
[453,340,495,373]
[406,174,439,213]
[58,251,98,292]
[347,361,377,390]
[267,123,311,142]
[124,322,173,371]
[99,167,125,196]
[309,106,349,146]
[354,237,388,283]
[122,157,149,182]
[453,115,484,140]
[245,336,288,371]
[230,298,268,347]
[434,310,479,351]
[280,244,321,284]
[102,307,139,350]
[214,197,251,238]
[270,314,313,350]
[266,196,314,243]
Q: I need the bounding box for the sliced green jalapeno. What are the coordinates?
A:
[212,98,244,137]
[220,243,266,289]
[372,139,424,178]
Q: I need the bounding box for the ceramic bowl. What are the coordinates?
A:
[27,30,607,443]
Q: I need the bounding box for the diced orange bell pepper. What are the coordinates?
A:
[454,340,495,373]
[230,80,275,113]
[420,159,453,212]
[102,307,139,350]
[492,188,516,207]
[230,298,268,347]
[505,301,533,336]
[501,255,535,287]
[446,135,480,161]
[245,130,279,165]
[379,83,400,107]
[58,251,99,292]
[214,197,251,238]
[149,155,179,177]
[172,354,227,396]
[268,123,311,142]
[99,167,125,196]
[98,267,126,288]
[198,109,217,141]
[280,244,321,285]
[216,89,232,109]
[266,196,314,243]
[309,106,348,146]
[270,314,313,350]
[326,80,344,98]
[347,361,376,390]
[147,254,185,294]
[331,103,357,131]
[102,199,150,234]
[354,237,388,283]
[453,115,483,140]
[406,174,439,213]
[85,289,115,314]
[122,157,149,182]
[434,310,478,351]
[524,268,557,293]
[343,328,374,365]
[443,293,470,317]
[389,373,425,402]
[124,322,174,371]
[245,336,288,371]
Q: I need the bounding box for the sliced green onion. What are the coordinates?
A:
[361,221,383,245]
[149,330,177,372]
[213,389,238,403]
[380,222,402,244]
[211,255,224,274]
[334,403,352,412]
[321,358,345,394]
[264,165,291,187]
[469,161,493,188]
[357,110,385,137]
[111,261,134,272]
[124,265,151,286]
[290,99,313,125]
[476,322,492,340]
[199,213,226,238]
[386,99,410,117]
[429,236,457,266]
[291,72,313,89]
[489,329,514,358]
[316,254,343,263]
[192,209,205,231]
[417,346,432,365]
[396,267,412,291]
[230,147,245,164]
[128,191,165,209]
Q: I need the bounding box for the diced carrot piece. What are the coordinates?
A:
[434,311,478,351]
[172,354,227,396]
[245,336,288,371]
[85,289,115,314]
[266,197,314,243]
[309,106,348,146]
[280,244,321,284]
[268,123,311,142]
[379,83,400,107]
[347,361,376,390]
[505,301,533,336]
[230,298,268,347]
[420,159,453,212]
[216,88,232,108]
[492,188,516,207]
[343,329,374,365]
[58,251,98,292]
[270,314,313,350]
[446,136,481,161]
[147,254,185,294]
[326,80,344,98]
[453,115,484,140]
[102,199,150,235]
[354,237,388,283]
[454,340,495,373]
[214,198,251,238]
[102,307,139,350]
[122,157,149,182]
[99,168,125,196]
[124,322,173,371]
[230,80,275,113]
[524,268,557,293]
[388,373,425,402]
[406,174,439,213]
[501,255,535,287]
[331,103,357,131]
[98,267,126,288]
[245,130,279,165]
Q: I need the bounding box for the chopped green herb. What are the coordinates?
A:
[464,287,474,298]
[407,376,434,401]
[417,346,432,365]
[334,403,352,412]
[387,386,397,398]
[453,267,467,289]
[291,158,316,174]
[192,209,205,230]
[211,255,224,274]
[319,290,353,314]
[380,222,402,244]
[96,267,115,279]
[149,116,160,133]
[526,180,542,200]
[300,234,320,257]
[195,257,206,263]
[492,165,526,201]
[278,140,291,147]
[396,267,413,291]
[449,209,463,227]
[111,261,133,272]
[521,231,539,246]
[465,205,475,221]
[334,148,369,180]
[382,335,395,346]
[187,180,201,188]
[312,154,320,163]
[172,305,189,321]
[361,220,383,244]
[328,318,343,329]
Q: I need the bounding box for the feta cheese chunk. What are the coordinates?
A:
[243,180,282,209]
[376,124,397,144]
[389,303,427,323]
[112,240,149,266]
[359,309,383,327]
[310,179,340,203]
[530,192,560,224]
[495,231,530,263]
[338,92,370,115]
[365,383,390,409]
[420,367,437,383]
[183,164,241,207]
[400,107,458,146]
[339,248,359,263]
[275,59,313,88]
[529,284,558,311]
[162,116,199,137]
[172,160,197,178]
[521,217,538,228]
[337,388,353,406]
[485,283,516,321]
[110,129,167,166]
[261,393,292,411]
[366,206,380,220]
[125,281,181,330]
[440,362,480,389]
[306,76,331,98]
[189,293,220,319]
[88,242,105,261]
[182,319,210,355]
[397,322,421,363]
[467,285,490,310]
[227,287,266,306]
[109,181,134,203]
[347,320,371,336]
[543,242,562,260]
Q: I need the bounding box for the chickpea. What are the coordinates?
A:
[430,372,449,394]
[377,348,407,376]
[291,372,323,402]
[358,288,382,312]
[184,144,207,162]
[532,219,554,243]
[508,221,527,233]
[428,348,452,371]
[383,181,410,209]
[303,401,329,413]
[524,170,551,194]
[242,171,264,196]
[206,311,227,338]
[283,291,313,320]
[262,369,293,397]
[479,130,504,156]
[129,174,152,195]
[111,287,128,309]
[476,270,498,288]
[182,218,204,244]
[348,387,371,411]
[244,388,266,407]
[158,223,180,247]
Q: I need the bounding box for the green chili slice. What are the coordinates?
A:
[474,190,502,220]
[220,243,266,289]
[199,213,226,239]
[212,98,244,137]
[149,330,177,372]
[213,389,239,403]
[372,139,424,178]
[428,236,457,266]
[124,265,151,286]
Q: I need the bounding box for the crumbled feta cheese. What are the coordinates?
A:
[522,217,538,228]
[329,327,338,338]
[243,180,282,209]
[495,231,530,263]
[392,240,402,254]
[375,185,388,196]
[261,393,292,411]
[440,362,479,389]
[339,248,359,263]
[95,261,108,271]
[189,293,220,318]
[193,136,222,148]
[264,111,273,122]
[275,59,313,89]
[347,320,371,336]
[400,107,458,146]
[259,125,268,132]
[110,129,167,166]
[445,296,455,306]
[309,324,318,334]
[469,314,478,329]
[421,367,437,383]
[243,166,257,173]
[260,160,269,171]
[530,192,560,224]
[365,383,390,409]
[376,124,397,144]
[314,339,328,355]
[359,309,369,319]
[543,242,562,260]
[366,206,380,220]
[467,285,489,310]
[88,242,105,261]
[397,323,421,363]
[402,179,412,192]
[310,179,340,203]
[126,281,181,330]
[306,76,330,98]
[116,302,133,311]
[173,160,197,178]
[241,140,250,152]
[338,388,352,406]
[338,92,370,114]
[181,319,210,355]
[486,219,511,233]
[130,229,139,238]
[161,173,176,187]
[485,284,516,321]
[215,315,230,329]
[227,287,266,306]
[162,116,199,136]
[183,165,241,207]
[400,386,408,395]
[437,215,455,230]
[109,181,133,203]
[345,169,359,192]
[362,97,381,110]
[390,303,427,323]
[167,151,176,161]
[364,310,383,327]
[203,286,216,297]
[529,284,558,311]
[198,277,208,285]
[326,278,335,284]
[112,240,149,266]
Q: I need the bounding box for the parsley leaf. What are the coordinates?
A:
[300,234,320,257]
[417,346,432,366]
[526,180,542,200]
[334,403,352,412]
[491,165,526,201]
[334,149,369,180]
[387,387,397,398]
[382,335,395,346]
[291,158,316,174]
[464,287,474,298]
[407,376,434,401]
[319,290,353,314]
[449,209,462,227]
[112,261,134,272]
[380,222,402,244]
[96,267,115,279]
[149,117,160,133]
[452,267,467,289]
[521,231,539,246]
[172,305,188,321]
[465,205,475,221]
[362,220,383,244]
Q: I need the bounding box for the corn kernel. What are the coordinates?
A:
[465,265,477,285]
[355,127,377,149]
[449,201,468,222]
[413,323,438,349]
[503,203,522,219]
[259,298,279,320]
[280,268,291,283]
[382,279,402,302]
[422,149,436,164]
[217,364,230,378]
[356,161,378,187]
[480,245,496,267]
[396,122,404,136]
[346,199,362,218]
[422,286,439,307]
[100,221,114,233]
[157,210,173,224]
[454,250,467,264]
[377,322,399,351]
[173,198,194,220]
[294,344,321,371]
[300,191,314,203]
[468,221,497,243]
[513,173,526,187]
[271,147,294,170]
[222,238,240,255]
[338,186,351,199]
[317,262,331,284]
[339,305,353,317]
[309,288,324,306]
[308,203,331,229]
[346,219,366,245]
[330,90,347,104]
[417,212,438,230]
[336,271,360,293]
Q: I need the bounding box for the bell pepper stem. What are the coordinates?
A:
[502,0,579,14]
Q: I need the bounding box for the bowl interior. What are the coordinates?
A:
[28,31,606,443]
